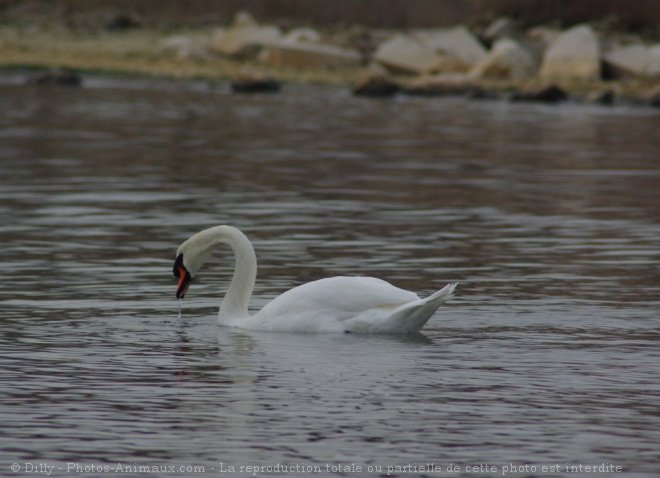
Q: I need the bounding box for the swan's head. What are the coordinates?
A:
[173,225,253,300]
[173,235,213,299]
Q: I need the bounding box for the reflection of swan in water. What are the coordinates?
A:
[173,225,457,334]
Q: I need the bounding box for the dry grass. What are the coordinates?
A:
[0,26,364,84]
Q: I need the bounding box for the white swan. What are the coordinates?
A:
[173,225,457,334]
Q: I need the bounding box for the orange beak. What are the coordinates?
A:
[176,266,191,299]
[174,253,192,300]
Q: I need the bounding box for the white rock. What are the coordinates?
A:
[470,38,535,79]
[539,24,601,82]
[604,44,660,78]
[527,26,561,48]
[159,36,211,62]
[259,42,361,69]
[366,61,390,76]
[652,45,660,76]
[483,17,516,42]
[283,27,321,44]
[211,25,282,57]
[373,34,445,75]
[232,11,258,28]
[415,26,487,68]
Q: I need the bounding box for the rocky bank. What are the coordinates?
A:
[1,9,659,107]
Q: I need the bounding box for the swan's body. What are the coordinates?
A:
[173,225,457,334]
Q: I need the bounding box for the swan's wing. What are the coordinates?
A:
[257,276,419,323]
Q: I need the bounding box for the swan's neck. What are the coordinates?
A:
[216,227,257,320]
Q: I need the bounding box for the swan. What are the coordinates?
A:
[173,225,457,333]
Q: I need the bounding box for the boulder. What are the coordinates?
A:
[470,38,535,80]
[603,44,660,78]
[652,45,660,76]
[211,19,282,59]
[415,26,487,69]
[482,17,516,43]
[159,36,211,62]
[525,26,560,66]
[527,26,561,48]
[373,34,445,75]
[365,62,390,77]
[353,75,399,97]
[539,25,601,82]
[259,42,361,69]
[232,11,258,28]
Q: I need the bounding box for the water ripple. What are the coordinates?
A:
[0,80,659,476]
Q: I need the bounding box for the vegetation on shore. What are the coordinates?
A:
[0,26,361,84]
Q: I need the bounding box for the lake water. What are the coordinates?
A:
[1,76,659,477]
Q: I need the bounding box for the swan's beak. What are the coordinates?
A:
[173,254,192,299]
[175,266,192,299]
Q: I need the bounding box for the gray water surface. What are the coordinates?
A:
[1,78,659,477]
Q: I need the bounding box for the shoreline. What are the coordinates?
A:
[0,24,658,108]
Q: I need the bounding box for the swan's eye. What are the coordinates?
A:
[173,254,184,278]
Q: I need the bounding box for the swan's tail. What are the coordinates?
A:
[391,282,458,333]
[425,282,458,305]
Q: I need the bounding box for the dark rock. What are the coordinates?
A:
[647,85,660,107]
[107,14,141,31]
[466,88,500,100]
[353,76,399,97]
[511,85,568,103]
[399,74,479,97]
[27,69,82,87]
[231,76,281,94]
